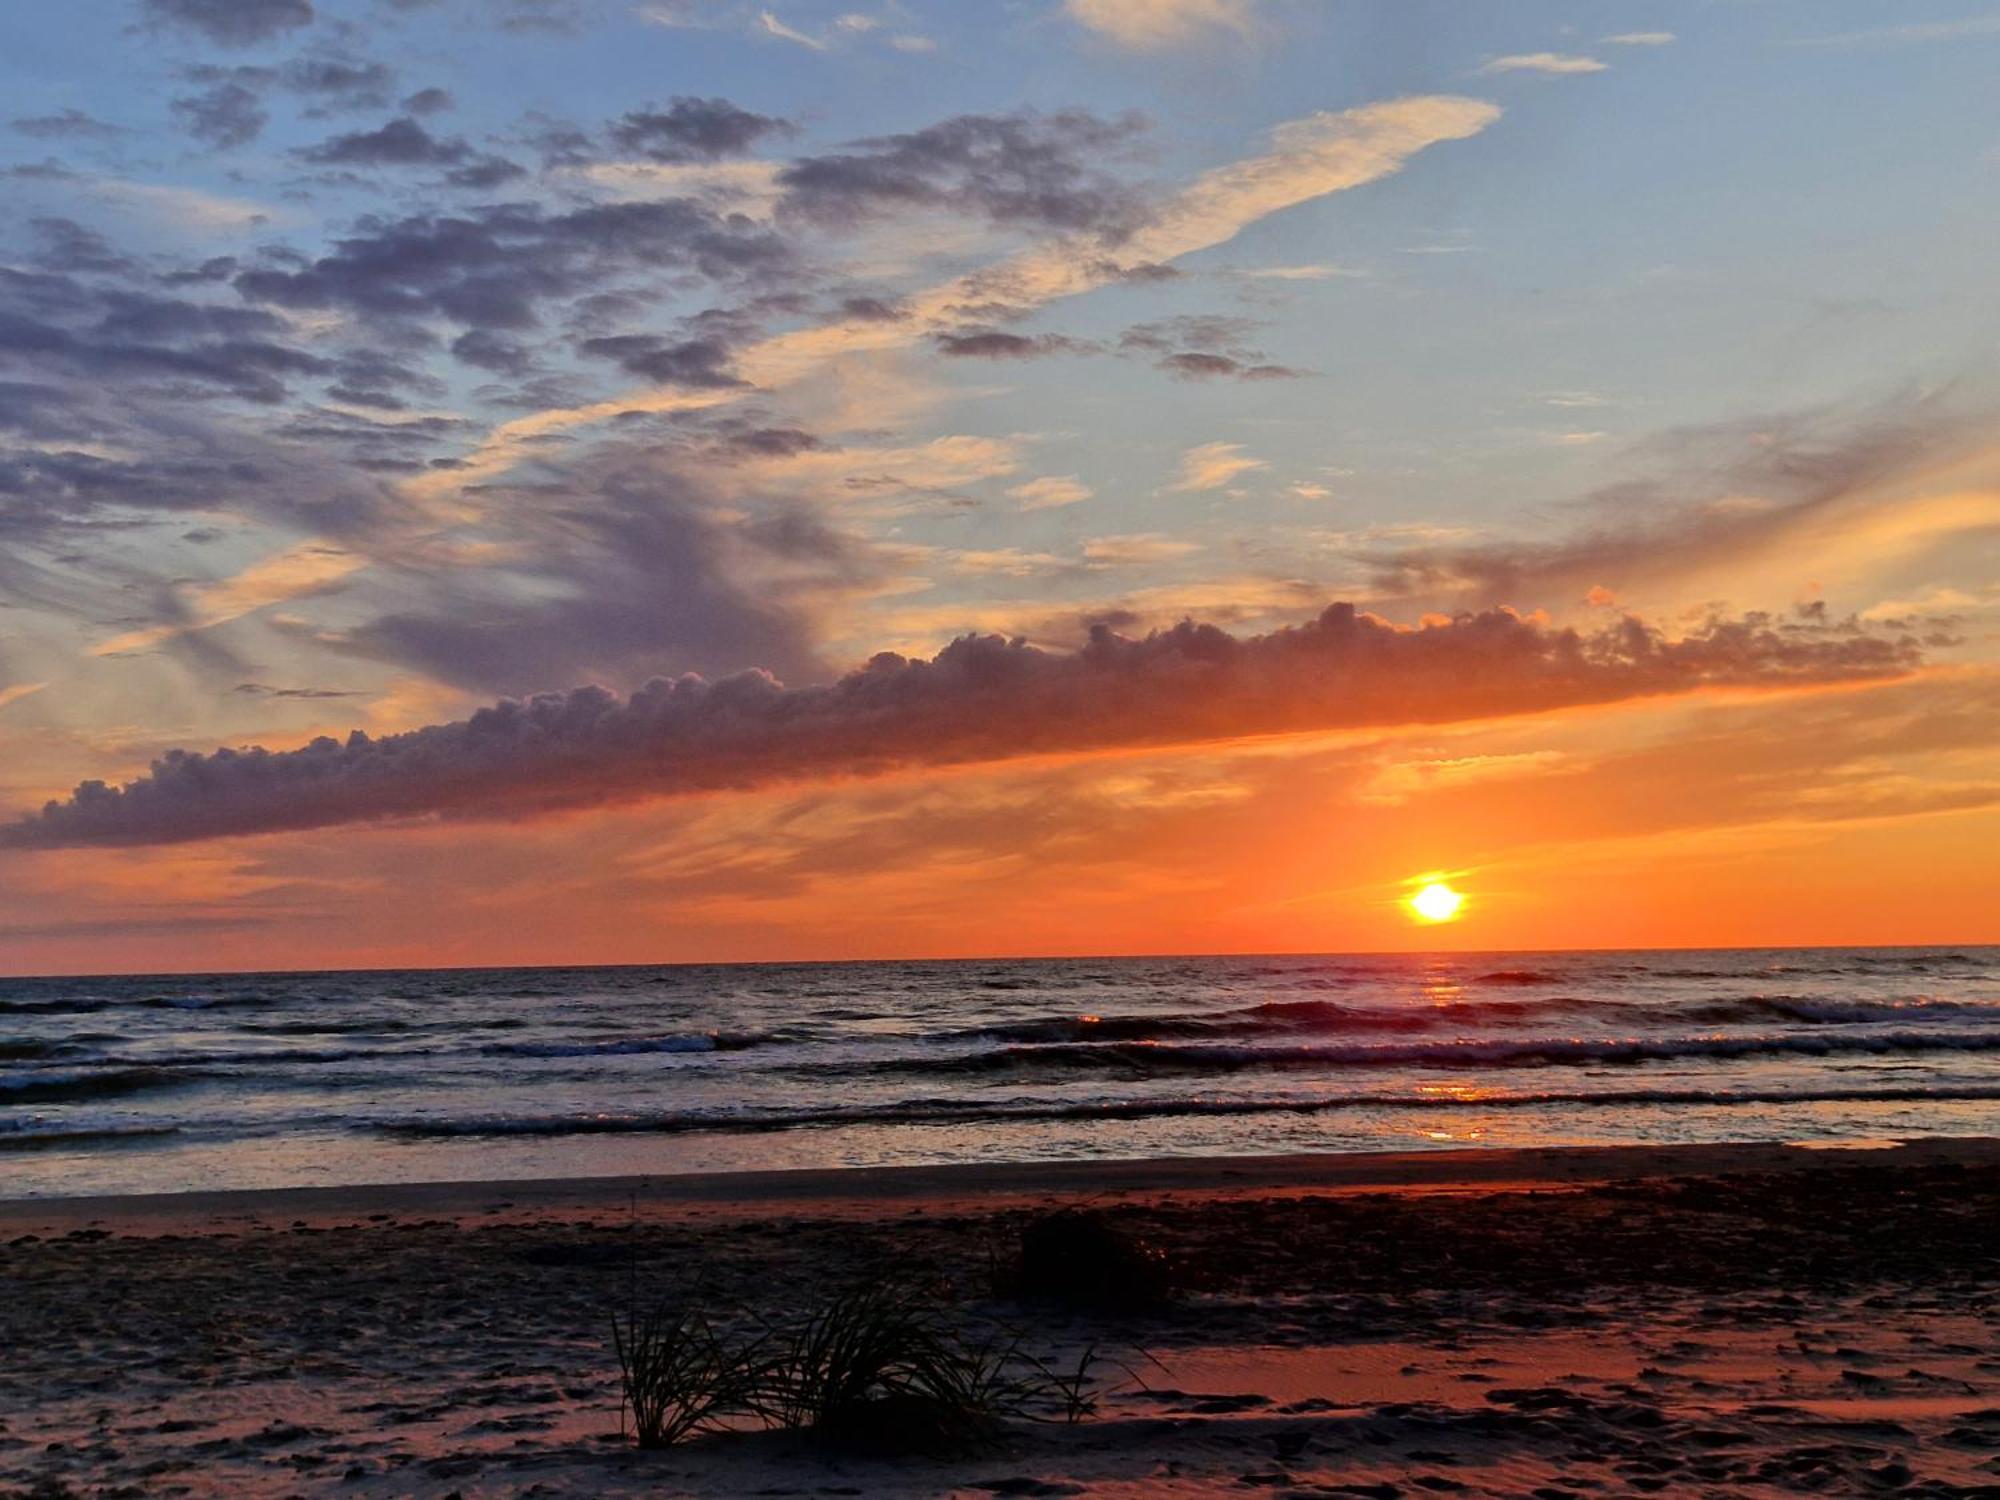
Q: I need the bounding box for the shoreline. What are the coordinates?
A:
[8,1134,1997,1234]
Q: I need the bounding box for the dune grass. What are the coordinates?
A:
[610,1281,1127,1452]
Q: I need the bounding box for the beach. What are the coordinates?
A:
[5,1138,1998,1497]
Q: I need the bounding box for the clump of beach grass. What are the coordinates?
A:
[610,1302,755,1449]
[608,1282,1129,1454]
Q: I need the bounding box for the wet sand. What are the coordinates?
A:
[4,1138,1998,1496]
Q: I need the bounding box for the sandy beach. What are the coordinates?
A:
[5,1138,1999,1497]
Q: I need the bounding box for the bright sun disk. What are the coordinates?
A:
[1407,881,1465,923]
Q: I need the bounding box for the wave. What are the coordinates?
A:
[878,1028,2000,1078]
[372,1081,2000,1141]
[0,1123,182,1152]
[484,1030,769,1059]
[948,994,2000,1049]
[0,993,272,1016]
[0,1067,195,1105]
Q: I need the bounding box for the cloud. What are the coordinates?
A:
[610,98,792,162]
[776,110,1148,235]
[1169,440,1265,492]
[1080,533,1200,566]
[140,0,315,46]
[1237,263,1364,281]
[1478,53,1608,76]
[92,543,364,656]
[297,116,475,166]
[172,83,269,149]
[1120,313,1302,380]
[0,683,48,713]
[757,9,827,49]
[934,329,1090,359]
[1603,32,1675,47]
[419,95,1500,494]
[1791,18,2000,47]
[1065,0,1257,50]
[81,179,275,230]
[11,110,127,141]
[0,264,332,407]
[1008,475,1093,510]
[1351,394,2000,612]
[2,602,1918,849]
[234,197,792,331]
[1157,351,1300,380]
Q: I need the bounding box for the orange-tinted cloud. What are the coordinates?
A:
[4,602,1915,849]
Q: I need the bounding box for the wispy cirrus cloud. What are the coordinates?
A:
[1168,440,1266,492]
[1790,17,2000,47]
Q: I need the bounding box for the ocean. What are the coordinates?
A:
[3,946,1996,1199]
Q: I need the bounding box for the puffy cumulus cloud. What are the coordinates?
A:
[1066,0,1258,50]
[140,0,315,47]
[609,98,792,162]
[2,603,1919,849]
[775,110,1149,235]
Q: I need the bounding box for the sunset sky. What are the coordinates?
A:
[0,0,1995,974]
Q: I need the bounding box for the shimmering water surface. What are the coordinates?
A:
[3,947,1996,1197]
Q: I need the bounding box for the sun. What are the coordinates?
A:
[1407,881,1466,924]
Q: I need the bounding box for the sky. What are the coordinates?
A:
[0,0,1996,974]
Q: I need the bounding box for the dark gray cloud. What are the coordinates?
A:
[609,97,792,162]
[280,56,395,108]
[578,334,743,387]
[180,56,396,111]
[234,199,794,329]
[26,220,136,277]
[933,329,1091,359]
[140,0,315,47]
[297,115,471,166]
[172,82,269,149]
[235,681,363,699]
[11,109,127,141]
[2,603,1920,849]
[1157,351,1300,380]
[777,109,1149,235]
[0,267,330,405]
[449,328,533,375]
[401,86,453,116]
[1120,314,1301,380]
